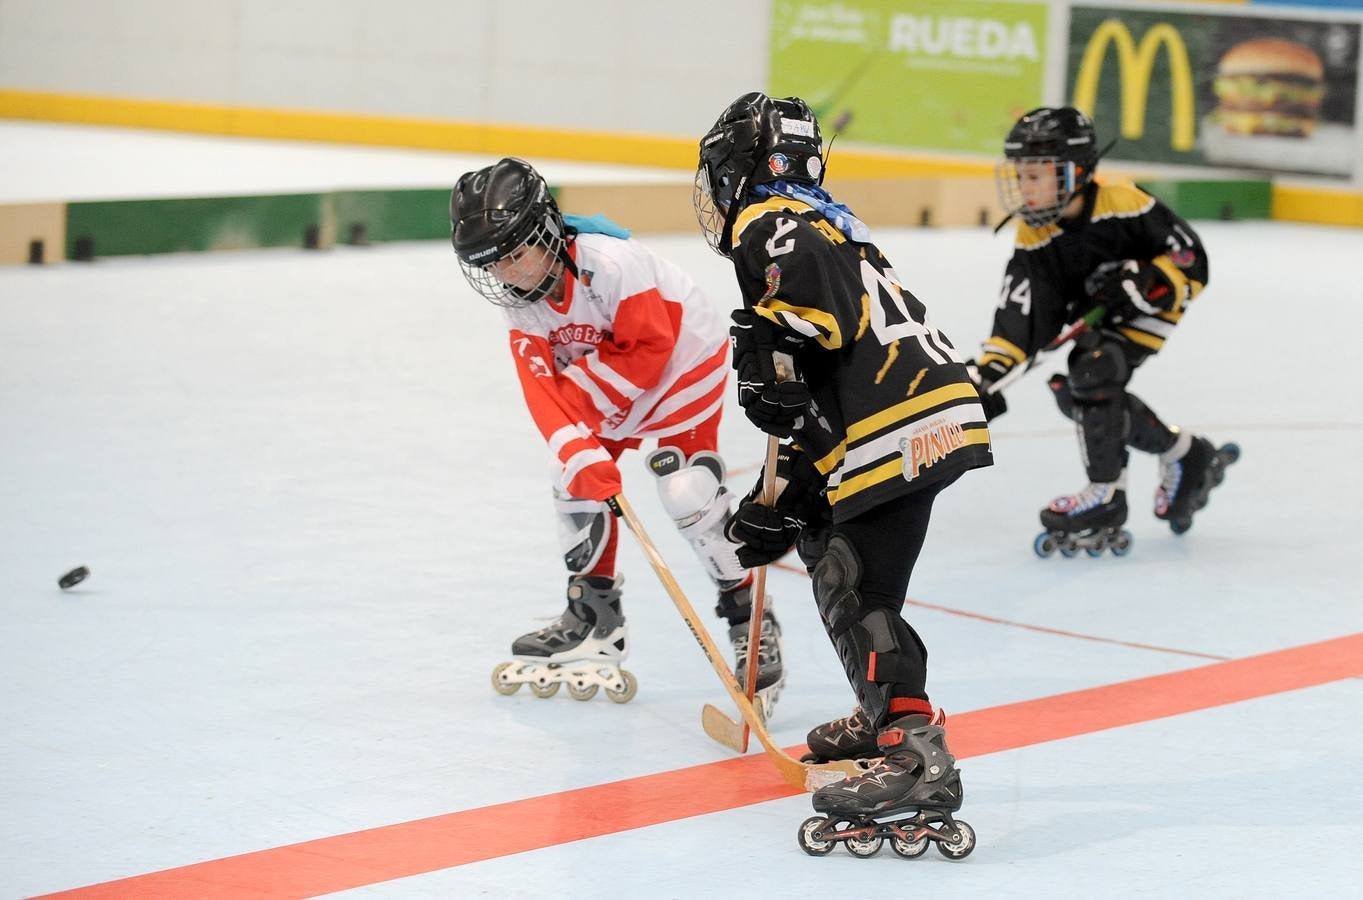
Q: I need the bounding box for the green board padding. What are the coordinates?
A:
[54,177,1279,262]
[334,189,451,244]
[66,194,327,258]
[1138,180,1272,221]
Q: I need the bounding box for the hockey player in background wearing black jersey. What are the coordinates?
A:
[696,92,991,859]
[974,107,1238,557]
[451,157,784,708]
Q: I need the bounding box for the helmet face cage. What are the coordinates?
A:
[693,164,736,255]
[456,211,567,308]
[694,92,823,257]
[995,155,1081,228]
[694,108,757,258]
[996,106,1097,228]
[451,158,568,308]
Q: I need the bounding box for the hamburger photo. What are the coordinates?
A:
[1212,37,1325,137]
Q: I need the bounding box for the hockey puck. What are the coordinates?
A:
[58,566,90,590]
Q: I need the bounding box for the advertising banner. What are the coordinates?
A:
[769,0,1049,155]
[1067,6,1360,178]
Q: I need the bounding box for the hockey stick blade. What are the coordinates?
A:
[701,702,746,752]
[609,493,864,792]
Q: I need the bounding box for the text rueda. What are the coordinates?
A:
[1072,18,1195,152]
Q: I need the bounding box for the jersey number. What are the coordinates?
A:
[766,218,797,257]
[859,259,959,364]
[998,274,1031,315]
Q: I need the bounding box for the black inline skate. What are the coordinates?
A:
[797,713,976,861]
[801,706,880,764]
[1034,480,1132,558]
[1156,436,1240,534]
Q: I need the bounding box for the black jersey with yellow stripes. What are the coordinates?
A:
[979,181,1209,379]
[730,195,993,523]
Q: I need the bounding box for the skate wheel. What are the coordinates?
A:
[1033,532,1057,558]
[844,827,883,858]
[797,816,837,857]
[937,819,976,861]
[1085,545,1104,558]
[491,662,521,696]
[1059,540,1080,559]
[1110,532,1133,556]
[891,830,930,859]
[529,680,560,699]
[605,670,638,704]
[567,681,599,701]
[1220,443,1241,464]
[1170,517,1191,536]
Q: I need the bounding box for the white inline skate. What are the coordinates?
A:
[491,574,638,703]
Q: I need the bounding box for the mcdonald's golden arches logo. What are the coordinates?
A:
[1072,19,1196,152]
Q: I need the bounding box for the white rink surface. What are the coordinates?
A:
[0,121,687,203]
[3,127,1363,898]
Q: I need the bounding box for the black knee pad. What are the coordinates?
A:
[813,535,862,637]
[1124,392,1178,455]
[813,537,927,727]
[1068,342,1132,481]
[861,607,928,686]
[1048,373,1077,422]
[1075,403,1130,482]
[1069,341,1129,401]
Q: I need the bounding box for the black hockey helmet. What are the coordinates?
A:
[996,106,1099,227]
[694,91,824,255]
[451,157,571,307]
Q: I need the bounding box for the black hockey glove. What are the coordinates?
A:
[725,443,827,568]
[1086,259,1175,325]
[730,309,811,439]
[964,360,1008,422]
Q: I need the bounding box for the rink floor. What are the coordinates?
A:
[2,124,1362,899]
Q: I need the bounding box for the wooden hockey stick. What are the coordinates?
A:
[738,434,781,751]
[698,434,782,754]
[608,493,863,791]
[712,352,798,752]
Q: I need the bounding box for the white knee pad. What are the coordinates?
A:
[646,446,747,586]
[553,488,613,575]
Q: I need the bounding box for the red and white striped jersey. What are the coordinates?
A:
[503,233,729,500]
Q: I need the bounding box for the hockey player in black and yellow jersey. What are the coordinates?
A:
[696,92,989,858]
[975,106,1237,556]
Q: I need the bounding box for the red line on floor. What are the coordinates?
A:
[903,596,1229,661]
[772,560,1228,661]
[40,631,1363,900]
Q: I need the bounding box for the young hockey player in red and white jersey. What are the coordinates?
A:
[450,157,783,707]
[972,107,1238,558]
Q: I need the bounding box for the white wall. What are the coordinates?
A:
[0,0,770,136]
